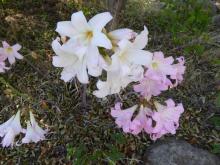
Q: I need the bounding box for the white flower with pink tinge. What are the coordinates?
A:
[22,111,47,144]
[0,111,23,147]
[0,41,23,65]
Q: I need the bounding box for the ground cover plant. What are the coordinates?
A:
[0,0,219,164]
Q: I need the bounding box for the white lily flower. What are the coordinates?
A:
[107,28,136,51]
[0,111,23,147]
[52,38,106,83]
[109,26,152,76]
[56,11,113,49]
[53,11,113,82]
[93,65,144,98]
[22,111,47,144]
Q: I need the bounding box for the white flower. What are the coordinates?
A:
[0,41,23,64]
[107,28,136,51]
[109,26,152,76]
[0,111,23,147]
[56,11,113,49]
[22,111,47,144]
[93,65,143,98]
[52,38,107,83]
[53,11,113,83]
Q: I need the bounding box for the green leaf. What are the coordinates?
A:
[211,144,220,154]
[111,133,126,144]
[209,116,220,127]
[215,93,220,107]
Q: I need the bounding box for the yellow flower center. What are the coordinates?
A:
[6,47,13,53]
[86,31,93,41]
[152,62,158,69]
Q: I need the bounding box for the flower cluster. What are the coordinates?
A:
[111,99,184,140]
[0,41,23,73]
[0,111,47,148]
[52,11,186,140]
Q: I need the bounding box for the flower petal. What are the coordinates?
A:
[71,11,89,32]
[133,26,149,49]
[127,49,152,66]
[92,31,112,49]
[88,12,112,31]
[56,21,76,37]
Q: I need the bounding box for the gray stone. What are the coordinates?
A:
[212,14,220,27]
[143,138,220,165]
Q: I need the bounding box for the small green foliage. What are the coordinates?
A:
[215,93,220,108]
[184,44,205,56]
[209,116,220,128]
[211,143,220,154]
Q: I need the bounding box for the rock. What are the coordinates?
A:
[212,14,220,27]
[143,138,220,165]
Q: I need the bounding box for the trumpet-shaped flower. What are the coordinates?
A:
[110,26,152,76]
[170,56,186,87]
[0,111,23,147]
[0,41,23,64]
[130,106,153,135]
[150,99,184,140]
[133,71,171,100]
[146,51,176,82]
[22,111,47,144]
[93,65,143,98]
[111,103,137,133]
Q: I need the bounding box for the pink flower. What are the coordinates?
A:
[133,71,171,100]
[150,99,184,140]
[146,51,176,82]
[0,41,23,64]
[170,56,186,87]
[130,106,153,135]
[111,103,137,133]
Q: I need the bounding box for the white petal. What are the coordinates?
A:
[133,26,149,49]
[14,52,23,59]
[2,41,10,48]
[56,21,76,37]
[86,46,102,77]
[71,11,89,32]
[92,31,112,49]
[1,128,15,147]
[8,56,15,64]
[11,110,22,135]
[0,115,15,137]
[12,44,21,51]
[109,28,133,41]
[76,58,89,84]
[88,12,112,31]
[127,49,152,66]
[61,66,77,82]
